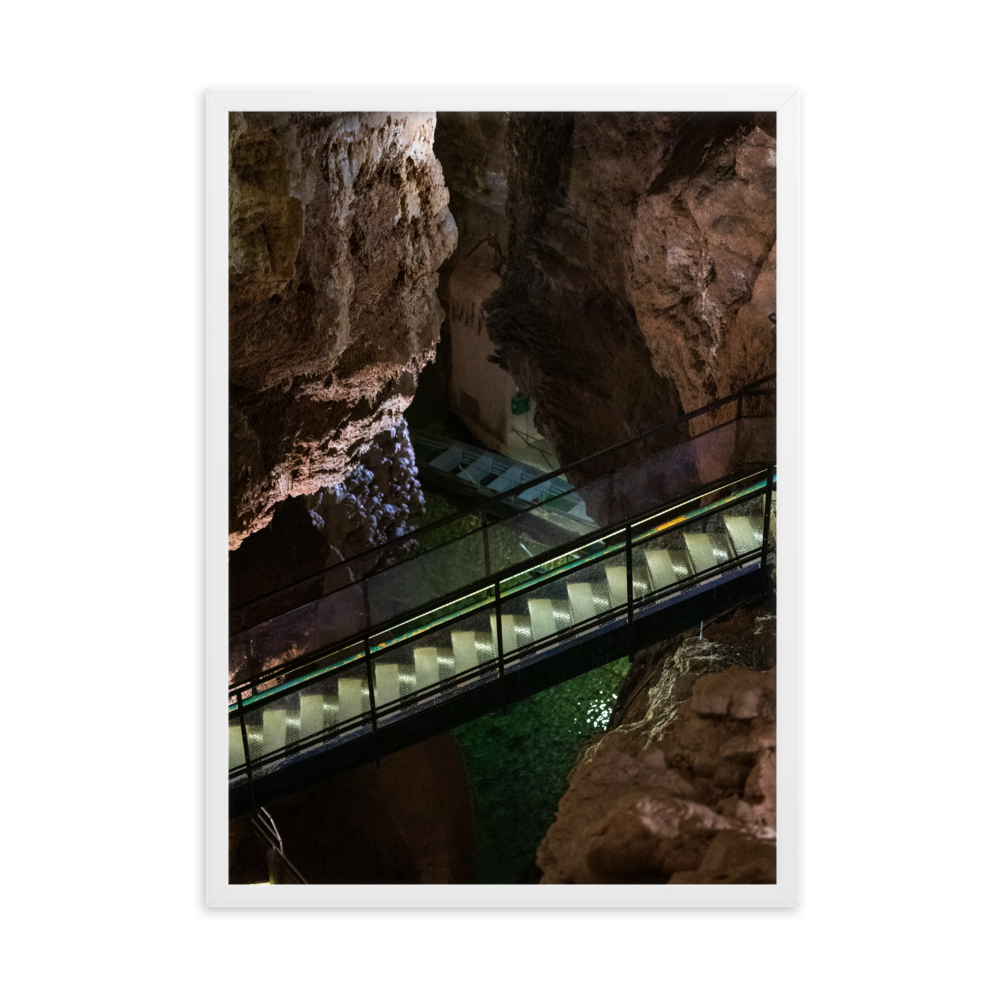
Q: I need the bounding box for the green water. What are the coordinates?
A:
[452,657,631,884]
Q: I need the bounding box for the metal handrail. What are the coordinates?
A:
[229,373,776,626]
[229,464,773,701]
[250,807,308,884]
[229,466,775,716]
[230,462,777,812]
[230,548,773,776]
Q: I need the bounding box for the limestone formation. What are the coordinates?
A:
[485,112,776,471]
[229,111,457,550]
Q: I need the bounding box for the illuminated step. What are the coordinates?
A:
[512,615,534,647]
[262,708,287,755]
[605,564,652,606]
[490,613,520,653]
[723,515,762,556]
[644,550,679,592]
[229,723,245,769]
[474,631,497,661]
[528,598,558,640]
[567,582,600,624]
[684,533,717,573]
[684,532,733,573]
[414,647,441,691]
[337,677,366,722]
[374,664,400,708]
[299,693,324,739]
[605,566,627,608]
[451,631,480,673]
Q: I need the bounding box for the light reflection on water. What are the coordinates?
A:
[452,656,630,884]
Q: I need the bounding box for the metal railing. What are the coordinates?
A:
[229,373,775,636]
[250,807,307,884]
[229,386,776,687]
[228,463,776,800]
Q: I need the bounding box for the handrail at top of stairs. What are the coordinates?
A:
[250,808,308,884]
[229,373,776,631]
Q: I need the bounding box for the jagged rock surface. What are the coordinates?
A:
[229,111,457,550]
[433,112,509,291]
[228,426,424,612]
[485,112,776,473]
[536,605,777,884]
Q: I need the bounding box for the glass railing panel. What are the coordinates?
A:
[228,712,249,774]
[229,672,338,771]
[235,659,371,767]
[368,586,492,653]
[370,602,498,713]
[484,511,553,576]
[480,425,763,579]
[718,491,770,562]
[229,582,367,686]
[498,533,628,657]
[633,489,769,601]
[365,528,487,629]
[734,414,777,464]
[519,549,623,637]
[233,637,364,705]
[229,530,489,682]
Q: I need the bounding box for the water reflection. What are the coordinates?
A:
[452,656,630,883]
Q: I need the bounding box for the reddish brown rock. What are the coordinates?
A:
[628,124,777,433]
[484,112,776,479]
[537,603,777,884]
[668,829,776,885]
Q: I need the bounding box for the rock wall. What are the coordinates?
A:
[229,111,457,552]
[433,112,509,281]
[537,603,777,884]
[484,112,777,471]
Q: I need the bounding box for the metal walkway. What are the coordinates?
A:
[411,430,594,528]
[227,377,776,816]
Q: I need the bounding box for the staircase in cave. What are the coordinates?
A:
[227,377,777,816]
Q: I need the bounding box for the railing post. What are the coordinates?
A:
[482,512,491,577]
[733,392,743,469]
[625,523,635,664]
[760,464,775,592]
[363,635,380,765]
[494,579,505,715]
[362,578,372,632]
[236,690,256,812]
